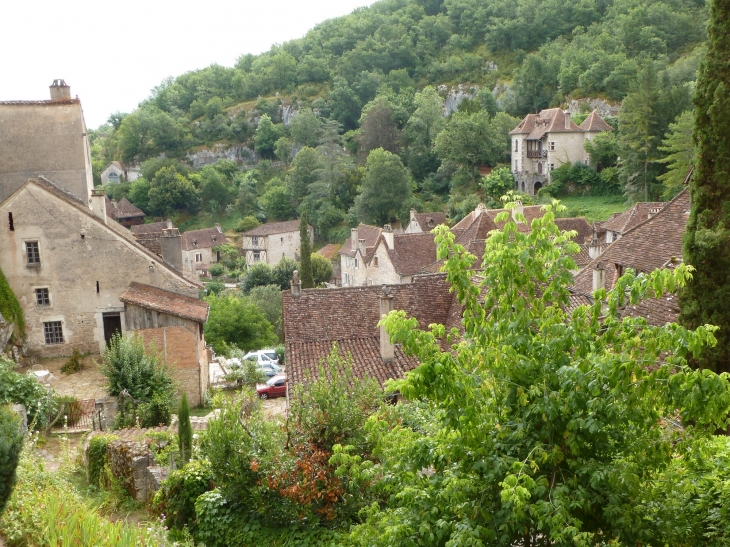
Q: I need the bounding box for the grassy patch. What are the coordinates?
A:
[554,195,629,222]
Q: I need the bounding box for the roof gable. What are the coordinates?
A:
[243,219,303,237]
[181,226,227,250]
[578,111,614,132]
[121,282,209,323]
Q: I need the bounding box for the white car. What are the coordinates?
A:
[243,349,280,367]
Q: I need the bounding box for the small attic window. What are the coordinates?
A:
[8,212,13,231]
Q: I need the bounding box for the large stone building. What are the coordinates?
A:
[241,220,313,267]
[509,109,614,195]
[0,80,93,204]
[181,225,228,278]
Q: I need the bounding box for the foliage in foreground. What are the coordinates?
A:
[0,357,57,429]
[346,203,730,546]
[0,405,23,516]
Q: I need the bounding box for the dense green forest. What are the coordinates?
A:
[92,0,708,239]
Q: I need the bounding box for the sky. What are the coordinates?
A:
[0,0,378,129]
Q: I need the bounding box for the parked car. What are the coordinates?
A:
[243,350,280,367]
[257,374,287,399]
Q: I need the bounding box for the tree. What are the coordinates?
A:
[240,263,276,293]
[349,202,730,546]
[311,253,334,285]
[657,110,695,199]
[356,148,411,226]
[584,131,619,170]
[481,166,515,204]
[290,108,323,148]
[358,97,401,156]
[299,211,314,289]
[329,77,362,130]
[261,184,296,221]
[199,166,234,212]
[128,177,151,213]
[148,167,200,216]
[0,405,23,516]
[272,257,299,290]
[178,393,193,465]
[680,0,730,375]
[254,114,284,159]
[235,216,260,232]
[248,284,284,339]
[286,147,322,209]
[204,294,277,355]
[274,137,292,164]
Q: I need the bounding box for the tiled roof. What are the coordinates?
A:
[0,98,80,106]
[388,233,439,276]
[572,189,689,295]
[105,197,145,220]
[181,226,227,251]
[131,221,173,235]
[120,282,209,324]
[555,217,593,243]
[618,294,681,327]
[413,211,447,231]
[242,219,302,237]
[316,243,341,260]
[340,224,383,259]
[509,113,537,135]
[573,244,595,269]
[283,273,461,387]
[579,111,614,132]
[601,202,666,234]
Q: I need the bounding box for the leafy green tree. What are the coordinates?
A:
[658,110,695,199]
[235,216,261,232]
[274,136,292,164]
[311,253,334,286]
[148,167,200,215]
[199,166,234,211]
[584,131,619,170]
[272,257,299,290]
[358,96,401,156]
[286,147,322,209]
[0,405,23,516]
[680,0,730,375]
[349,203,730,546]
[356,148,411,226]
[290,108,323,148]
[178,393,193,465]
[481,166,515,204]
[127,177,151,213]
[261,184,296,221]
[299,211,314,289]
[235,173,262,218]
[240,262,277,293]
[329,77,362,130]
[404,86,445,181]
[204,294,277,355]
[253,114,284,159]
[248,284,284,339]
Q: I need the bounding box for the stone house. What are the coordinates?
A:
[100,161,140,185]
[403,209,447,234]
[0,80,93,204]
[509,109,614,195]
[283,273,462,391]
[181,225,228,278]
[599,202,666,244]
[339,224,383,287]
[131,220,177,256]
[105,196,145,228]
[241,220,313,267]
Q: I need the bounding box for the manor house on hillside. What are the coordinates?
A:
[510,109,613,196]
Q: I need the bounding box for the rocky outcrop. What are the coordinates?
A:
[187,145,257,168]
[565,98,621,118]
[0,312,12,352]
[438,84,480,115]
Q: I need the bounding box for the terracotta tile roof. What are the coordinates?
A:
[618,294,681,327]
[340,224,383,260]
[600,202,666,234]
[579,111,614,132]
[131,221,173,235]
[181,226,227,251]
[316,243,341,260]
[413,211,447,231]
[572,189,689,295]
[105,197,145,220]
[509,113,537,135]
[573,244,595,269]
[283,273,461,387]
[385,233,440,276]
[120,282,209,324]
[0,98,80,106]
[555,217,593,243]
[243,219,302,237]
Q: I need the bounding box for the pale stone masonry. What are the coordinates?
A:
[241,219,313,267]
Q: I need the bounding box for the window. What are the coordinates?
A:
[344,273,349,285]
[514,140,518,152]
[8,212,13,231]
[280,237,284,243]
[550,164,555,171]
[35,288,50,306]
[549,141,555,151]
[43,321,64,344]
[252,236,259,246]
[373,256,379,267]
[253,251,261,262]
[25,241,40,265]
[195,253,203,262]
[216,251,221,261]
[345,256,350,267]
[355,258,359,268]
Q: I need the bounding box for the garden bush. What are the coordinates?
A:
[0,357,56,429]
[154,459,213,535]
[0,405,23,516]
[209,263,225,277]
[86,434,118,487]
[60,348,84,374]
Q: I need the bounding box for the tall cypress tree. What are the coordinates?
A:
[299,210,314,289]
[680,0,730,374]
[177,393,192,465]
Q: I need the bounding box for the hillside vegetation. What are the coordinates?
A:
[93,0,708,240]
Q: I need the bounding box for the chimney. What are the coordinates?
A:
[291,270,301,297]
[475,203,486,218]
[215,223,222,232]
[379,286,394,362]
[588,223,602,259]
[90,188,107,224]
[165,219,174,230]
[382,224,394,249]
[49,79,71,101]
[592,262,605,293]
[351,228,358,252]
[564,111,571,130]
[358,238,366,255]
[512,199,524,222]
[161,228,183,272]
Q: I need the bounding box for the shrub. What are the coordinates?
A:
[60,349,83,374]
[154,459,213,534]
[310,253,334,286]
[0,405,23,516]
[0,266,25,343]
[178,393,192,465]
[204,281,225,296]
[235,216,261,232]
[209,263,225,277]
[87,434,118,487]
[240,262,276,293]
[138,391,174,428]
[0,357,56,429]
[223,356,265,388]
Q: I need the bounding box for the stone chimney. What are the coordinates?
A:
[358,238,366,255]
[161,228,183,272]
[215,223,222,232]
[49,79,71,101]
[564,111,571,129]
[592,262,605,293]
[90,188,107,224]
[588,223,602,259]
[382,224,394,249]
[512,199,524,222]
[379,286,394,362]
[351,228,358,252]
[165,219,174,230]
[291,270,301,297]
[475,203,486,218]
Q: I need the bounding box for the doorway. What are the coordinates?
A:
[102,312,122,345]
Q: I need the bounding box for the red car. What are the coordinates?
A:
[256,374,287,399]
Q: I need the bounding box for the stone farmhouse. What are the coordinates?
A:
[600,202,666,244]
[403,208,447,234]
[509,109,614,195]
[105,196,145,228]
[241,220,313,267]
[181,225,228,278]
[100,161,140,185]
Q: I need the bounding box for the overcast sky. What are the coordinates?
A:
[0,0,378,129]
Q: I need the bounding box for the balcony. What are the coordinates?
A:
[526,149,547,158]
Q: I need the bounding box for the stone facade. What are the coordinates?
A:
[181,225,227,278]
[0,178,200,358]
[241,220,312,267]
[0,81,93,204]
